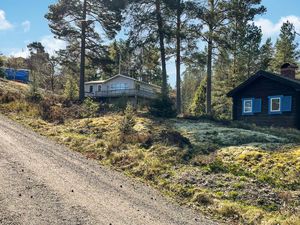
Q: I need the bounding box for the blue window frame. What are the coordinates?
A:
[242,98,254,115]
[268,95,292,114]
[242,98,262,115]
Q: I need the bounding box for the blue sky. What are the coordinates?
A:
[1,0,300,86]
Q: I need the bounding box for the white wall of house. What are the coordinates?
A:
[84,75,160,98]
[85,76,135,95]
[104,76,135,92]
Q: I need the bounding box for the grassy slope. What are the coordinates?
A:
[1,79,300,225]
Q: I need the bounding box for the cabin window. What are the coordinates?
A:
[270,97,281,112]
[242,98,262,115]
[98,85,102,92]
[111,83,128,90]
[268,95,292,114]
[89,85,93,93]
[243,99,253,114]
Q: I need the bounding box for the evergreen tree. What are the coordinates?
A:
[64,76,79,101]
[46,0,126,100]
[182,51,206,114]
[165,0,201,114]
[211,0,265,119]
[190,77,207,116]
[226,0,265,83]
[259,38,274,71]
[125,0,175,97]
[212,48,232,120]
[188,0,229,116]
[105,40,162,85]
[27,42,56,91]
[271,21,300,72]
[242,24,263,80]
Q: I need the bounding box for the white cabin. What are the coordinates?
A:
[84,74,161,99]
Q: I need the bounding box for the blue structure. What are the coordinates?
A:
[4,68,30,83]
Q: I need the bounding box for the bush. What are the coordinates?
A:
[119,103,136,135]
[0,89,22,104]
[148,95,176,118]
[0,68,5,78]
[192,192,213,205]
[64,77,78,101]
[26,81,42,103]
[81,97,99,118]
[217,203,240,219]
[38,97,65,123]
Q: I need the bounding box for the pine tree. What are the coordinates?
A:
[126,0,170,97]
[259,38,274,71]
[271,21,300,72]
[212,48,232,120]
[182,51,207,114]
[27,42,56,91]
[188,0,229,116]
[226,0,265,83]
[242,24,263,80]
[165,0,201,114]
[211,0,265,119]
[64,76,79,101]
[46,0,126,100]
[190,77,207,117]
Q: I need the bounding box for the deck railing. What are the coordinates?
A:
[85,89,158,99]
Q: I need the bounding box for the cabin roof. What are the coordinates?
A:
[227,70,300,97]
[85,74,161,89]
[84,80,106,85]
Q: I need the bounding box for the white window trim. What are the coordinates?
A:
[243,99,253,113]
[270,97,281,112]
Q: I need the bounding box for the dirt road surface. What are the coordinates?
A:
[0,114,218,225]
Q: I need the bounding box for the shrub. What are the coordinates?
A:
[64,77,78,101]
[217,203,240,219]
[119,103,136,135]
[63,104,86,119]
[0,68,5,78]
[0,89,22,103]
[81,97,99,118]
[157,130,191,148]
[49,105,65,124]
[26,81,42,103]
[148,95,176,118]
[38,97,64,123]
[192,192,213,205]
[208,159,228,173]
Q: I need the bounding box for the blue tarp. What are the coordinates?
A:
[4,68,29,83]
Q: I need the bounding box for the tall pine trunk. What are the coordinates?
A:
[155,0,168,97]
[206,32,213,116]
[176,0,182,114]
[79,0,87,101]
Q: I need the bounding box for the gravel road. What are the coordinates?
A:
[0,114,218,225]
